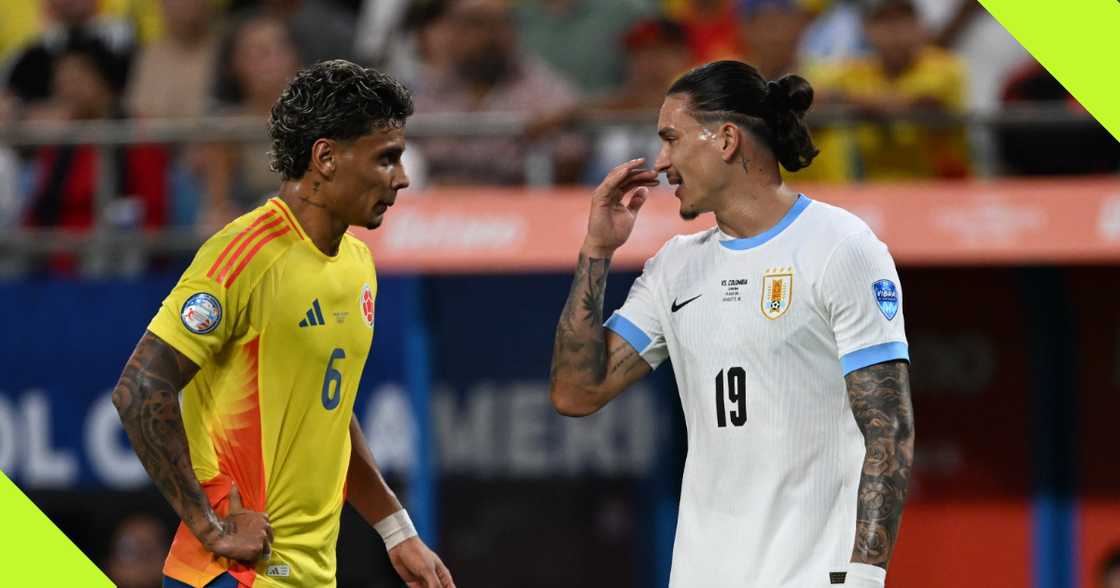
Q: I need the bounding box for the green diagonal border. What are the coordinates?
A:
[979,0,1120,140]
[0,471,113,585]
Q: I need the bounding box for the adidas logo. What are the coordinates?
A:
[299,299,326,328]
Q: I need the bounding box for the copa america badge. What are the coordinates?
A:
[181,292,222,334]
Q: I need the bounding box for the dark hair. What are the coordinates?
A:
[268,60,414,180]
[58,34,129,94]
[667,60,819,172]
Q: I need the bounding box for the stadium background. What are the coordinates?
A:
[1,0,1118,587]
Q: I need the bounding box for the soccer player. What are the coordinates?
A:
[549,60,913,588]
[111,60,454,588]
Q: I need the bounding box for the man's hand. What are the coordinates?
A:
[583,158,660,257]
[389,537,456,588]
[203,483,273,565]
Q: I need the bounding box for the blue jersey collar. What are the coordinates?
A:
[718,194,812,251]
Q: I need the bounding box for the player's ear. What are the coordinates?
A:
[310,138,337,180]
[719,122,742,164]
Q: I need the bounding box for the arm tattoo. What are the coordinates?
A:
[846,360,914,569]
[550,253,612,387]
[111,331,223,541]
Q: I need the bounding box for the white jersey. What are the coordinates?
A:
[605,194,908,587]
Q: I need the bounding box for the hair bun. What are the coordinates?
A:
[765,75,814,117]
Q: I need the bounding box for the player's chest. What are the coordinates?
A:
[662,259,820,345]
[266,264,376,356]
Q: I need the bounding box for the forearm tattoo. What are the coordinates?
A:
[111,332,222,539]
[550,253,613,386]
[845,360,914,569]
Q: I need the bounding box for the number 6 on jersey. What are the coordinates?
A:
[715,367,747,427]
[322,347,346,410]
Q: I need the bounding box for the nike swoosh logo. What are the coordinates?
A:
[671,294,702,313]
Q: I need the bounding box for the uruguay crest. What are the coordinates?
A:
[872,279,899,320]
[761,267,793,319]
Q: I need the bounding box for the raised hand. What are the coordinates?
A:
[583,158,660,257]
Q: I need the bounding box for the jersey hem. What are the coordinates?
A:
[604,312,652,354]
[839,341,909,375]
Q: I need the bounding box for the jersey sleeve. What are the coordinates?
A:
[821,230,909,376]
[146,230,258,367]
[604,246,670,370]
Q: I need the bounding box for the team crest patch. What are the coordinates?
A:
[359,283,375,328]
[761,267,793,320]
[873,279,899,320]
[180,292,222,334]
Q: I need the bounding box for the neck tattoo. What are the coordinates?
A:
[298,195,328,209]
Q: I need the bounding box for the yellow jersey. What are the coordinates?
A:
[794,47,971,182]
[148,197,378,587]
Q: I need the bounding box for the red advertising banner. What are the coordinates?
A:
[355,178,1120,272]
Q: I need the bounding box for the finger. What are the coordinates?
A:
[617,177,660,196]
[422,569,441,588]
[436,561,456,588]
[228,483,243,512]
[264,521,274,544]
[602,159,647,191]
[626,187,649,214]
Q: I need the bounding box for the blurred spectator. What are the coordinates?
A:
[4,0,135,109]
[803,0,970,181]
[24,36,168,236]
[996,61,1120,176]
[354,0,412,66]
[410,0,586,185]
[581,18,691,181]
[103,514,169,588]
[798,0,864,64]
[516,0,653,97]
[259,0,356,64]
[737,0,812,80]
[0,94,19,228]
[664,0,741,64]
[199,12,299,228]
[126,0,220,119]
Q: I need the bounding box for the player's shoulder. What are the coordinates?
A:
[341,232,376,268]
[193,199,303,290]
[800,196,877,245]
[647,226,719,268]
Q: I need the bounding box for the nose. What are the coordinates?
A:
[393,163,410,191]
[653,143,671,176]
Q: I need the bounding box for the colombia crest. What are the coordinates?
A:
[360,283,375,328]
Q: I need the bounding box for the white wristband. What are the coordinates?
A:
[845,563,887,587]
[374,509,418,552]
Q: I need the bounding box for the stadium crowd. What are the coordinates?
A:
[0,0,1117,231]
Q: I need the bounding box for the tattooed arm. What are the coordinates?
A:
[111,330,271,563]
[846,359,915,574]
[549,158,659,417]
[549,252,651,416]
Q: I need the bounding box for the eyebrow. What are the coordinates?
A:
[378,145,404,158]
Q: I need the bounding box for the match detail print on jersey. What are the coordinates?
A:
[760,267,793,319]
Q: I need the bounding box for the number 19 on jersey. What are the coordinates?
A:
[715,367,747,427]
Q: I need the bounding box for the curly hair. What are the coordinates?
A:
[267,60,414,180]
